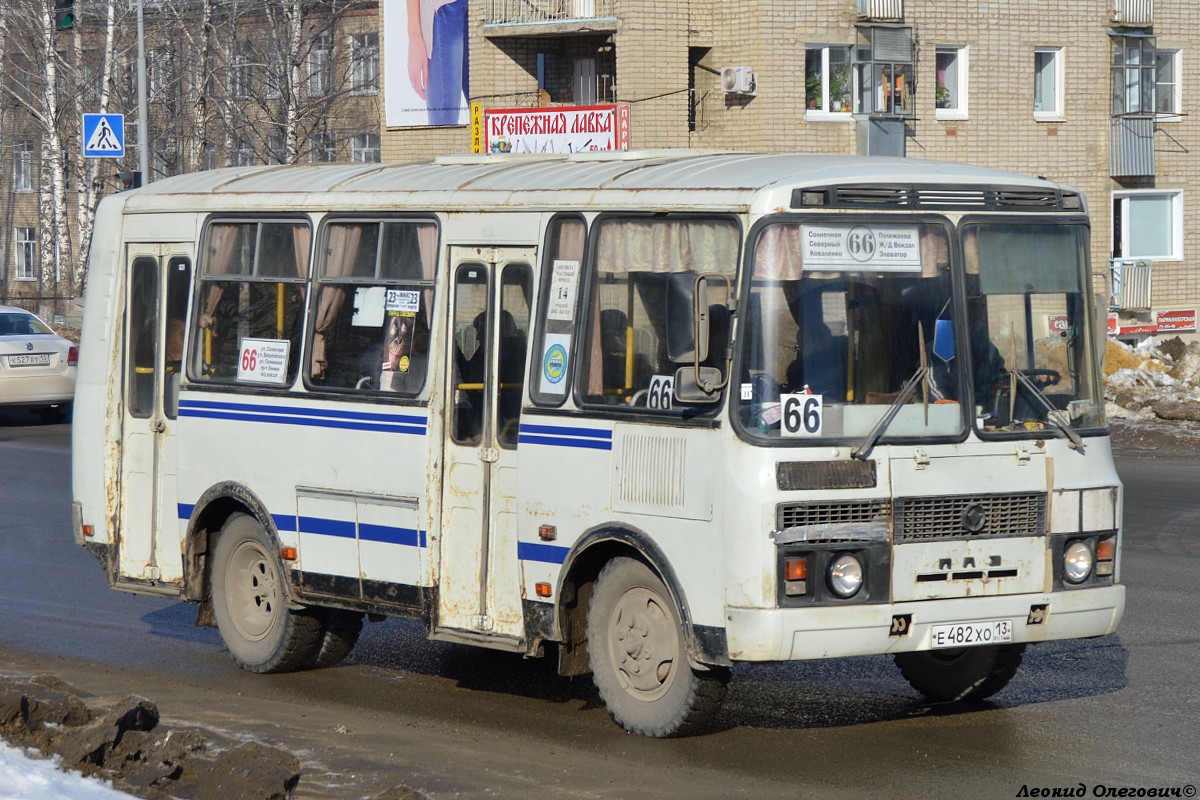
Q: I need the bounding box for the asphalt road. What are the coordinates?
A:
[1,409,1197,800]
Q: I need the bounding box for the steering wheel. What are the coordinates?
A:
[1020,368,1061,387]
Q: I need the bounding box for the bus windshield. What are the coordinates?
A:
[962,220,1104,435]
[736,217,1104,443]
[737,219,963,441]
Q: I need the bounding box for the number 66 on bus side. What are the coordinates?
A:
[781,393,822,437]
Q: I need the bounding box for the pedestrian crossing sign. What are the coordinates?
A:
[82,114,125,158]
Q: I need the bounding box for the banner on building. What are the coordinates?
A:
[473,104,631,155]
[382,0,470,128]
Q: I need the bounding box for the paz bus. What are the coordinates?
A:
[72,151,1123,736]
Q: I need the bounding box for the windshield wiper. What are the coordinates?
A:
[852,325,930,461]
[1011,370,1085,450]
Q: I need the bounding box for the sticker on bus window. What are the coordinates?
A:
[237,338,291,385]
[800,224,922,272]
[386,288,421,313]
[351,286,386,328]
[780,392,823,437]
[547,260,580,322]
[540,333,571,395]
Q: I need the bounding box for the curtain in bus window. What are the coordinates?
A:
[199,224,240,327]
[311,224,364,379]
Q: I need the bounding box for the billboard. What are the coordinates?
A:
[475,104,632,154]
[383,0,469,128]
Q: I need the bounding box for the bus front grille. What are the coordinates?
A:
[894,492,1046,543]
[777,500,889,533]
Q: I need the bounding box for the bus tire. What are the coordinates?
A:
[587,556,729,737]
[305,610,364,670]
[894,643,1026,703]
[210,513,322,673]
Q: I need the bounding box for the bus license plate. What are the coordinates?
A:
[8,353,50,367]
[929,619,1013,649]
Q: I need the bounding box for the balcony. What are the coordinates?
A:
[484,0,618,37]
[857,0,903,21]
[1112,0,1152,27]
[1108,259,1153,311]
[1110,116,1155,177]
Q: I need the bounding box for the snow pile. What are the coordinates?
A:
[0,740,133,800]
[1104,336,1200,422]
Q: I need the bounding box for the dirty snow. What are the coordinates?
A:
[1104,336,1200,423]
[0,741,133,800]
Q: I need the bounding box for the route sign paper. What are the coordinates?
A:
[82,114,125,158]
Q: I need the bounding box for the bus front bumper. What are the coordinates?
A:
[724,585,1124,662]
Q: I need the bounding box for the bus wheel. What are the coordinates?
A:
[894,643,1026,703]
[305,610,364,670]
[210,513,322,673]
[587,557,729,737]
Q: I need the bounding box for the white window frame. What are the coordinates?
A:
[351,133,380,163]
[1113,189,1184,262]
[1156,48,1181,121]
[350,33,379,95]
[202,142,217,171]
[1033,46,1064,121]
[13,141,34,193]
[934,45,968,121]
[232,44,252,100]
[15,227,36,281]
[804,44,853,120]
[308,132,337,163]
[268,135,285,164]
[148,48,173,103]
[307,35,331,97]
[231,136,256,167]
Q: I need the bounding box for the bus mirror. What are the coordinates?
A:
[1094,293,1108,370]
[665,272,708,363]
[673,365,722,404]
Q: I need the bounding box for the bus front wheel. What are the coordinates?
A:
[894,643,1026,703]
[587,556,729,737]
[210,513,322,673]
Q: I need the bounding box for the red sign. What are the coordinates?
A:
[1118,324,1158,336]
[1107,312,1119,335]
[1155,308,1197,333]
[480,104,632,155]
[1047,315,1069,335]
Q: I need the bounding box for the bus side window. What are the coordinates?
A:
[498,264,532,447]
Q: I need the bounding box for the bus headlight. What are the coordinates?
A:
[828,553,863,598]
[1063,540,1094,584]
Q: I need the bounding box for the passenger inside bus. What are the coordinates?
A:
[785,320,844,400]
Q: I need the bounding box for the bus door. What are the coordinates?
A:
[118,245,193,586]
[438,247,535,640]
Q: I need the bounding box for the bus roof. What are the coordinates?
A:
[118,151,1082,215]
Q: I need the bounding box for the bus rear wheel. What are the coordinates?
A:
[587,557,729,737]
[894,643,1026,703]
[210,513,322,673]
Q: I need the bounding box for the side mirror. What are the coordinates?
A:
[673,366,723,404]
[665,272,708,363]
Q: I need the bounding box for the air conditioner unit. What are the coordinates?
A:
[720,66,757,96]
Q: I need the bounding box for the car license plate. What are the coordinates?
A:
[8,353,50,367]
[929,619,1013,649]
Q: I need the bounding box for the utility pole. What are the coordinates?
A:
[136,0,149,183]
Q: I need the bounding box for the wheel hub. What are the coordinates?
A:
[610,587,677,698]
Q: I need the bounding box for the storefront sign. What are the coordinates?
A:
[1155,308,1197,333]
[475,104,631,154]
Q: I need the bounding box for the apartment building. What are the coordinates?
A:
[382,0,1198,340]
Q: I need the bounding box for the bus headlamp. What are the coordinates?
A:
[1063,540,1094,584]
[828,553,864,598]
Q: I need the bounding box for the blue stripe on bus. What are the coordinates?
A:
[518,541,569,565]
[178,399,427,435]
[359,523,424,548]
[517,433,613,451]
[299,515,356,539]
[178,503,195,522]
[518,423,612,440]
[273,514,298,532]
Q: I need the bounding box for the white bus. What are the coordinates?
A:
[72,152,1123,737]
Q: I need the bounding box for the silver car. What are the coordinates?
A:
[0,305,77,423]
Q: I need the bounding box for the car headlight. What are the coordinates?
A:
[1064,540,1094,584]
[828,553,864,598]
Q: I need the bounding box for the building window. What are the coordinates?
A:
[852,26,914,117]
[202,142,217,171]
[1156,48,1181,118]
[307,35,331,97]
[152,137,171,179]
[15,228,36,281]
[309,132,337,163]
[232,136,255,167]
[350,33,379,94]
[351,133,380,163]
[805,45,852,117]
[265,44,282,100]
[1111,35,1156,115]
[148,48,173,103]
[1034,46,1064,119]
[232,44,253,100]
[13,141,34,193]
[1113,190,1183,261]
[934,45,967,119]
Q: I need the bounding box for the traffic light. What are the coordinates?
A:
[54,0,75,31]
[115,171,142,190]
